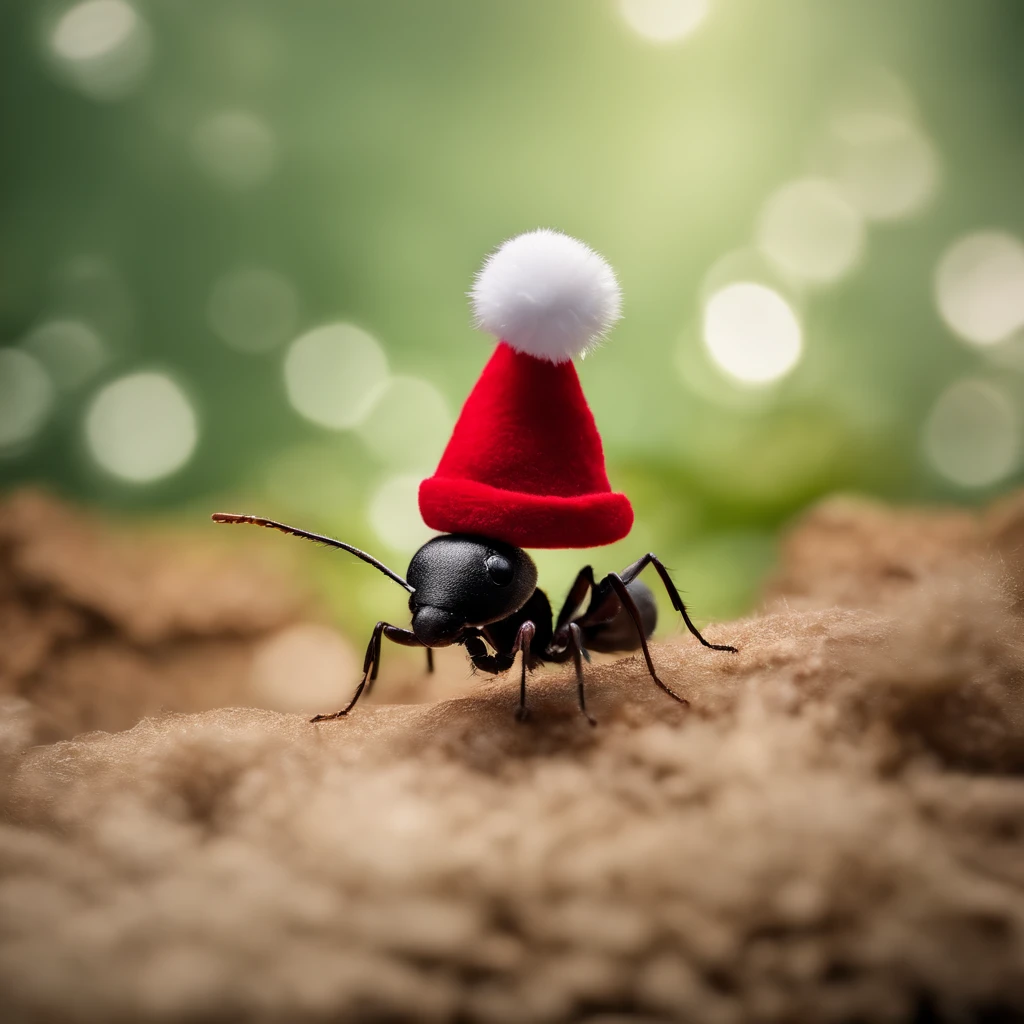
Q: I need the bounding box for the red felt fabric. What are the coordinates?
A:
[419,342,633,548]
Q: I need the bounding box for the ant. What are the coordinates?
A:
[212,513,737,725]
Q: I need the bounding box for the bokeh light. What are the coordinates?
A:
[51,0,136,61]
[357,376,452,471]
[923,379,1019,488]
[618,0,709,44]
[48,0,151,100]
[756,178,865,286]
[22,320,106,390]
[208,268,299,354]
[249,624,357,714]
[368,474,435,553]
[85,372,198,483]
[675,330,777,411]
[935,232,1024,347]
[825,112,939,222]
[284,323,390,430]
[191,110,277,189]
[0,350,55,451]
[702,282,803,385]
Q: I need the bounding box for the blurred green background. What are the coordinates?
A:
[2,0,1024,639]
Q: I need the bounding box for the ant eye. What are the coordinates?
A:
[484,553,514,586]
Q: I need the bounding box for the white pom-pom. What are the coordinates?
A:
[471,229,622,363]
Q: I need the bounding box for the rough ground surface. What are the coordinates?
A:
[1,490,1024,1023]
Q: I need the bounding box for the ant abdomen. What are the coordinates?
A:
[580,579,657,654]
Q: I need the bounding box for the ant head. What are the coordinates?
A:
[406,534,538,646]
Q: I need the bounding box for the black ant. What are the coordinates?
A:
[213,513,737,725]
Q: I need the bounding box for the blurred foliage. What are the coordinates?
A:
[2,0,1024,639]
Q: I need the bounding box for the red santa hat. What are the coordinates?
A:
[418,229,633,549]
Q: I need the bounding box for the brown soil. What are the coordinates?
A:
[1,489,1023,1022]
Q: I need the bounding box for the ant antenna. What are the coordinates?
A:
[211,513,414,593]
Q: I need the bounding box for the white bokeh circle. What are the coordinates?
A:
[757,178,865,285]
[284,323,390,430]
[703,282,803,385]
[85,371,198,482]
[935,231,1024,347]
[0,349,55,450]
[923,378,1018,488]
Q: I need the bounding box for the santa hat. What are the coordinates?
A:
[418,229,633,549]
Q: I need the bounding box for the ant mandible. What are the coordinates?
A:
[211,515,736,725]
[214,230,737,724]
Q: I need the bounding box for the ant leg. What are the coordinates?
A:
[364,625,422,696]
[311,622,421,722]
[465,635,516,674]
[620,554,737,653]
[464,626,536,721]
[511,621,536,723]
[370,625,422,696]
[311,623,381,722]
[604,575,689,708]
[426,648,434,674]
[567,623,596,727]
[554,567,596,633]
